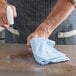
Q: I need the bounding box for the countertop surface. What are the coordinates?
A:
[0,44,76,76]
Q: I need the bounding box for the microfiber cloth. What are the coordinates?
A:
[30,38,70,65]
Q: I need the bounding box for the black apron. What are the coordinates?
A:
[5,0,76,44]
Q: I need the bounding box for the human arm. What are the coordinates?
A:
[27,0,75,47]
[0,0,17,27]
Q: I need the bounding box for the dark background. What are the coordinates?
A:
[2,0,76,44]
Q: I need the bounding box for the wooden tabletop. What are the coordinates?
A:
[0,44,76,76]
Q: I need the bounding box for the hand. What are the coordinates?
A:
[27,23,49,49]
[27,32,39,49]
[0,0,17,27]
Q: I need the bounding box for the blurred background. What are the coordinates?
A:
[0,0,76,44]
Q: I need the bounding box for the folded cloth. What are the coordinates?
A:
[30,38,70,65]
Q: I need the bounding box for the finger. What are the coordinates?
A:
[4,24,9,28]
[27,39,31,47]
[1,12,8,25]
[0,17,4,27]
[0,17,9,27]
[27,35,32,49]
[27,39,32,51]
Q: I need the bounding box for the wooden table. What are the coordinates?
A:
[0,44,76,76]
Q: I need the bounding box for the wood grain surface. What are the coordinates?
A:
[0,44,76,76]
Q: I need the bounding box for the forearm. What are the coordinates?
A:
[35,0,75,38]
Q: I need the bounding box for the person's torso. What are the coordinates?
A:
[6,0,76,44]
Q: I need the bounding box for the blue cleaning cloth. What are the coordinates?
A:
[30,38,70,65]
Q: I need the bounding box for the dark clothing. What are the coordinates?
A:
[6,0,57,43]
[5,0,76,44]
